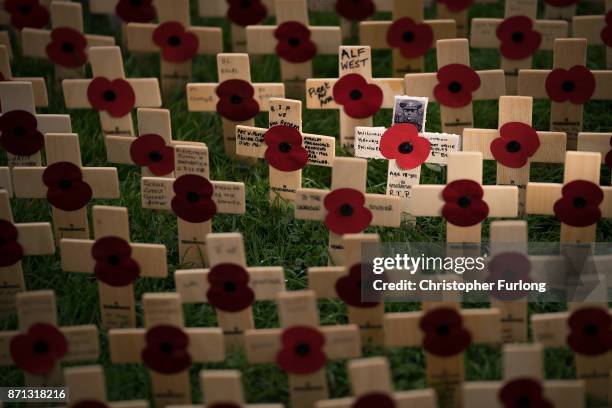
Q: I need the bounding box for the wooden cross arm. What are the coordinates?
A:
[470,19,567,50]
[519,70,612,100]
[360,19,457,48]
[317,390,436,408]
[105,137,207,165]
[464,381,585,408]
[60,239,168,278]
[21,29,115,59]
[0,170,13,196]
[12,167,120,199]
[577,133,612,165]
[89,0,117,14]
[246,26,341,55]
[305,78,404,110]
[34,114,72,135]
[174,266,286,303]
[531,311,570,347]
[308,266,345,299]
[463,129,567,163]
[199,0,276,17]
[16,223,55,255]
[125,24,223,55]
[14,78,48,107]
[186,83,285,112]
[0,80,49,112]
[526,183,612,218]
[404,70,506,101]
[63,79,162,109]
[573,15,606,46]
[0,31,11,58]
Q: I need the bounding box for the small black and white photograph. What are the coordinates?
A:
[393,96,428,132]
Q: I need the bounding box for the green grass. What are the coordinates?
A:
[1,0,611,406]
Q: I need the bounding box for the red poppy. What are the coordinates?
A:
[499,378,553,408]
[379,124,431,170]
[226,0,267,27]
[553,180,603,227]
[115,0,156,24]
[141,325,192,374]
[490,122,541,168]
[335,0,375,21]
[420,307,472,357]
[72,401,109,408]
[276,326,326,375]
[91,237,140,287]
[45,27,87,68]
[333,73,383,119]
[496,16,542,60]
[4,0,49,29]
[545,66,595,105]
[386,17,434,59]
[486,252,533,301]
[335,264,380,308]
[10,323,67,375]
[0,219,23,267]
[274,21,317,63]
[215,79,260,122]
[437,0,475,12]
[87,77,136,118]
[263,125,308,172]
[601,11,612,48]
[42,162,93,212]
[129,133,175,176]
[206,263,255,312]
[353,393,396,408]
[171,174,217,223]
[605,136,612,170]
[433,64,481,108]
[566,308,612,356]
[0,110,44,157]
[152,22,199,63]
[543,0,578,7]
[441,179,489,227]
[324,188,373,234]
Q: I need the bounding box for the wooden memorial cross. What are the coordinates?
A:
[125,0,223,97]
[308,0,393,40]
[60,205,168,329]
[405,39,506,137]
[246,0,341,97]
[543,0,579,21]
[573,0,612,70]
[463,96,567,214]
[62,46,162,137]
[305,45,404,150]
[470,0,568,93]
[0,290,99,387]
[21,1,115,80]
[236,98,335,203]
[195,370,283,408]
[434,0,496,37]
[295,157,402,265]
[316,357,437,408]
[65,365,149,408]
[0,189,54,319]
[186,53,285,158]
[88,0,157,39]
[463,343,586,408]
[518,38,612,149]
[577,131,612,185]
[0,30,10,56]
[244,290,361,408]
[0,46,48,107]
[11,133,120,242]
[109,293,225,408]
[359,0,456,77]
[0,0,51,31]
[175,232,286,350]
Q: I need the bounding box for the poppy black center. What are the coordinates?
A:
[18,5,32,15]
[186,191,200,203]
[61,42,75,53]
[511,31,524,43]
[436,324,450,336]
[506,140,522,153]
[278,142,292,153]
[516,396,531,408]
[288,37,301,47]
[159,341,173,354]
[398,142,414,154]
[148,150,163,162]
[561,80,575,93]
[402,31,415,43]
[340,203,354,217]
[295,342,310,356]
[168,35,181,47]
[103,90,117,102]
[59,179,72,190]
[130,0,143,6]
[584,323,599,336]
[107,255,121,266]
[240,0,252,7]
[458,196,472,208]
[448,81,462,93]
[12,126,26,137]
[32,340,49,354]
[573,197,587,209]
[350,89,362,100]
[224,281,237,293]
[230,94,243,104]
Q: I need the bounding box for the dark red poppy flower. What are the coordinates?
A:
[263,125,308,172]
[543,0,578,7]
[420,307,472,357]
[206,263,255,312]
[566,308,612,356]
[605,136,612,170]
[490,122,541,168]
[215,79,260,122]
[433,64,481,108]
[87,77,136,118]
[274,21,317,63]
[333,73,383,119]
[141,325,192,374]
[115,0,156,23]
[441,179,489,227]
[0,219,23,267]
[553,180,603,227]
[227,0,267,27]
[42,162,93,211]
[386,17,434,59]
[353,393,396,408]
[276,326,326,375]
[335,0,375,21]
[486,252,533,301]
[152,22,199,63]
[545,66,595,105]
[499,378,553,408]
[437,0,474,12]
[129,133,175,176]
[0,110,44,156]
[45,27,87,68]
[380,124,431,170]
[10,323,67,375]
[324,188,373,234]
[496,16,542,60]
[4,0,49,29]
[91,237,140,287]
[601,11,612,48]
[171,174,217,223]
[72,400,109,408]
[335,264,380,308]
